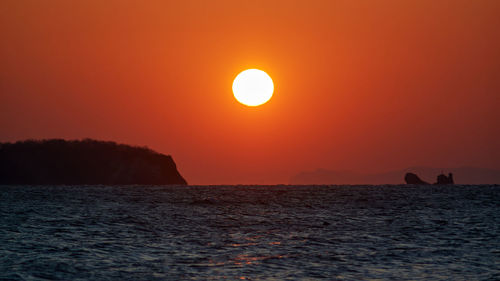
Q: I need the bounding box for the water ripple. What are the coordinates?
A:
[0,185,499,280]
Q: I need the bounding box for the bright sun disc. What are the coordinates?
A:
[232,69,274,106]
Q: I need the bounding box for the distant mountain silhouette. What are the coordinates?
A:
[290,167,500,185]
[0,139,187,185]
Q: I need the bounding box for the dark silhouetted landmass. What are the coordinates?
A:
[435,173,454,185]
[404,173,430,185]
[0,139,187,185]
[405,172,454,185]
[290,167,500,185]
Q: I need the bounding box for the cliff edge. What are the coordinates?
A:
[0,139,187,185]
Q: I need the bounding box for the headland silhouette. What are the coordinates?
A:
[0,139,186,185]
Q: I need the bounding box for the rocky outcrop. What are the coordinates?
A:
[290,167,500,184]
[404,172,430,185]
[435,173,454,185]
[404,172,456,185]
[0,139,187,185]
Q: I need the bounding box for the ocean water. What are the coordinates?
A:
[0,185,499,280]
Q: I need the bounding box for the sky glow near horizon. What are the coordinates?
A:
[1,0,499,184]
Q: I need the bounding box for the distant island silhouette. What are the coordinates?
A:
[290,167,500,185]
[404,173,429,185]
[0,139,187,185]
[404,172,454,185]
[435,173,454,185]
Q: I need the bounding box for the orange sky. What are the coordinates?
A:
[1,0,499,184]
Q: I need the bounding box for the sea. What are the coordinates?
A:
[0,185,499,280]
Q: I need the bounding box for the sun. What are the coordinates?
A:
[232,69,274,106]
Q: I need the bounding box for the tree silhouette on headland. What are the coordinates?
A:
[0,139,187,185]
